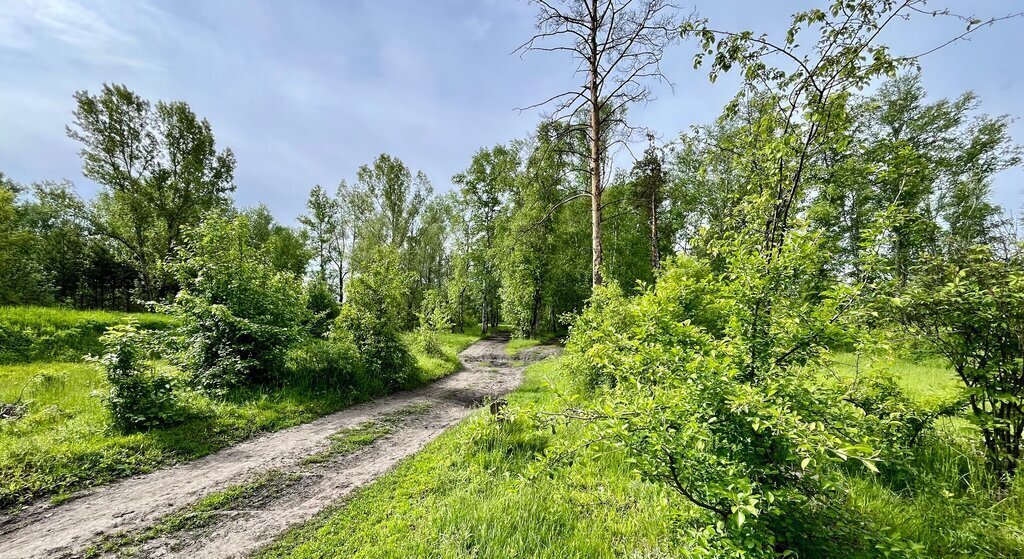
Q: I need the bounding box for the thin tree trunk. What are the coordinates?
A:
[589,1,603,287]
[650,192,660,271]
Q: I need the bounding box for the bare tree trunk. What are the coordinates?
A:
[650,192,660,271]
[589,0,604,287]
[481,283,489,335]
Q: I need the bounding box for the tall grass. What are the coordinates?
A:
[0,306,174,364]
[403,325,482,385]
[259,353,1024,559]
[831,352,1024,557]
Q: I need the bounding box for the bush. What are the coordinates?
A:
[284,338,369,393]
[171,213,306,391]
[894,244,1024,480]
[334,246,414,390]
[560,226,912,557]
[303,279,340,339]
[413,289,450,358]
[95,321,180,432]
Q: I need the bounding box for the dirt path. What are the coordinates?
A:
[0,335,549,559]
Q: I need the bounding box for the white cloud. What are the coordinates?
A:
[0,0,162,69]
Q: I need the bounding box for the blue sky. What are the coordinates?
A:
[1,0,1021,224]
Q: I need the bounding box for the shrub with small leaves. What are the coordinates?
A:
[559,224,913,557]
[334,246,415,390]
[95,321,180,432]
[171,212,306,392]
[303,278,340,339]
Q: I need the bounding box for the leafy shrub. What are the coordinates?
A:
[893,244,1024,480]
[94,321,180,432]
[334,246,414,390]
[284,338,369,393]
[560,225,911,557]
[171,213,306,391]
[413,289,450,357]
[303,279,340,339]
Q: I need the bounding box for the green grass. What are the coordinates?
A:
[505,337,541,356]
[0,305,174,364]
[830,352,961,405]
[0,327,480,511]
[257,352,1022,559]
[830,352,1024,558]
[404,326,482,385]
[505,330,561,357]
[256,357,684,559]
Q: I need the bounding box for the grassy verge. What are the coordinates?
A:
[404,326,482,385]
[257,352,1023,559]
[0,330,480,511]
[0,306,174,364]
[829,352,1024,557]
[256,357,684,559]
[505,331,562,357]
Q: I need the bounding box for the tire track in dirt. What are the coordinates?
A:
[0,334,552,559]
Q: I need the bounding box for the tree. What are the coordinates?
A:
[355,154,430,250]
[454,145,519,334]
[518,0,678,287]
[684,3,1022,263]
[629,134,666,272]
[0,175,46,305]
[67,84,236,301]
[245,205,311,277]
[299,185,338,282]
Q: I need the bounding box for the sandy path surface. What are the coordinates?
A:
[0,334,545,559]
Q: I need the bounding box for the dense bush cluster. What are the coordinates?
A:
[335,246,415,390]
[171,213,307,391]
[563,223,931,557]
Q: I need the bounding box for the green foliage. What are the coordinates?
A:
[413,289,451,357]
[302,279,340,339]
[894,245,1024,479]
[0,306,174,364]
[284,338,369,394]
[171,212,306,391]
[562,223,912,557]
[405,326,483,385]
[335,246,414,390]
[0,180,48,306]
[67,83,236,301]
[244,205,312,277]
[93,321,180,432]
